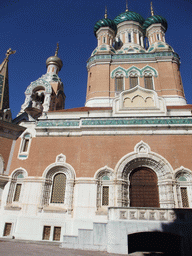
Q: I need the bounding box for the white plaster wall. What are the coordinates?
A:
[73,183,97,220]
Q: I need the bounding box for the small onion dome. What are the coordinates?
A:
[46,56,63,71]
[143,15,168,32]
[94,18,117,37]
[114,11,145,26]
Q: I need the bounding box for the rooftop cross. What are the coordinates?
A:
[126,0,128,12]
[151,2,154,16]
[104,6,108,19]
[5,48,16,60]
[55,43,59,57]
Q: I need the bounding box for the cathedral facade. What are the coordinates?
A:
[0,4,192,255]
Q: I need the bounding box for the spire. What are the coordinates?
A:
[55,42,59,57]
[150,2,154,16]
[125,0,128,12]
[0,48,16,111]
[104,6,108,19]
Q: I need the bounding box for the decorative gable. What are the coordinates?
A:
[112,85,166,116]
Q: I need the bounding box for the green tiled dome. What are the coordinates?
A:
[114,11,145,26]
[94,18,117,36]
[143,15,168,32]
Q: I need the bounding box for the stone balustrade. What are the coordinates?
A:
[108,207,192,222]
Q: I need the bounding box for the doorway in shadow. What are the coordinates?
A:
[128,231,182,256]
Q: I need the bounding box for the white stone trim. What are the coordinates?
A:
[114,141,175,208]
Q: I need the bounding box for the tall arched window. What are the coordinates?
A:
[7,170,26,204]
[51,173,66,203]
[96,169,114,213]
[41,163,75,213]
[175,171,192,208]
[129,71,139,89]
[115,73,124,95]
[144,75,154,90]
[18,133,32,159]
[130,167,159,207]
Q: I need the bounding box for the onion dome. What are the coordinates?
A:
[46,43,63,71]
[94,18,117,37]
[114,11,145,26]
[46,56,63,71]
[143,15,168,32]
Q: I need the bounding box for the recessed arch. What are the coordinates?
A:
[114,141,174,208]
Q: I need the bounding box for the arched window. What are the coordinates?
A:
[51,173,66,203]
[115,73,124,95]
[128,33,131,43]
[96,170,114,213]
[130,167,159,207]
[41,163,75,213]
[7,170,26,204]
[144,75,154,90]
[176,171,192,208]
[129,71,139,89]
[18,133,32,159]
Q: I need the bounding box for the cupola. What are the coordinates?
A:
[143,3,168,46]
[92,8,117,55]
[113,3,145,49]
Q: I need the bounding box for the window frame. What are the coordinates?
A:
[115,73,124,96]
[175,171,192,208]
[144,75,154,90]
[7,170,26,207]
[18,133,32,160]
[50,172,66,205]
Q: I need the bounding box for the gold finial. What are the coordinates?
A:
[104,6,107,19]
[55,43,59,57]
[5,48,16,60]
[125,0,128,12]
[151,2,154,16]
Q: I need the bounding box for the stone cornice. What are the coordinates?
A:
[35,117,192,136]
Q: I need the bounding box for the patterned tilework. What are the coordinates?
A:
[82,118,192,126]
[87,52,180,66]
[37,117,192,128]
[37,120,80,127]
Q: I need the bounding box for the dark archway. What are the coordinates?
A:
[128,231,182,255]
[130,167,159,207]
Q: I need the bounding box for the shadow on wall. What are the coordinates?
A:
[128,209,192,256]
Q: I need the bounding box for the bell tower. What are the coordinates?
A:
[19,44,66,118]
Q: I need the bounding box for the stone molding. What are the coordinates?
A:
[108,207,190,222]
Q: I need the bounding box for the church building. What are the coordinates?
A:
[0,3,192,255]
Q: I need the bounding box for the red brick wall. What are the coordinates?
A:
[10,135,192,177]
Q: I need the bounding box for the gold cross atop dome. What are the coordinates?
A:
[55,43,59,57]
[126,0,128,12]
[104,6,108,19]
[151,2,154,16]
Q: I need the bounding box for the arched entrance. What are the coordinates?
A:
[130,167,159,207]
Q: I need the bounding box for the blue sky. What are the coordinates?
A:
[1,0,192,118]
